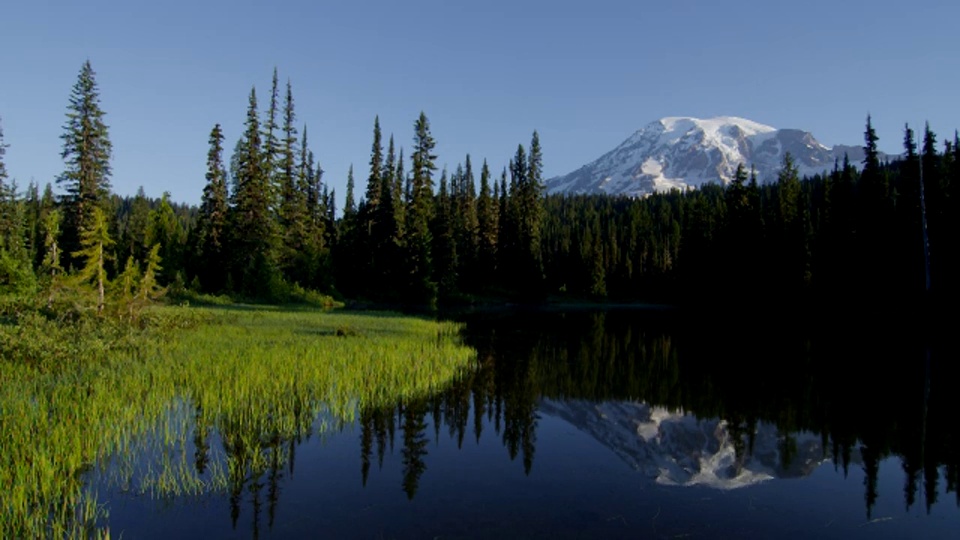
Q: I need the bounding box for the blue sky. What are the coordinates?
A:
[1,0,958,206]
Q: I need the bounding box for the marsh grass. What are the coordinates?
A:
[0,303,473,538]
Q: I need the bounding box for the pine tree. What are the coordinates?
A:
[21,181,43,270]
[344,165,357,218]
[432,169,457,299]
[454,155,479,291]
[858,115,892,299]
[71,206,114,314]
[300,127,327,254]
[145,192,185,284]
[477,159,498,284]
[497,168,510,285]
[0,122,35,293]
[777,152,800,227]
[196,124,229,291]
[364,117,383,213]
[335,164,362,296]
[394,147,406,228]
[136,243,165,307]
[0,117,9,211]
[370,136,404,300]
[58,60,113,260]
[296,125,329,290]
[262,68,281,212]
[40,209,63,306]
[113,254,140,321]
[278,80,310,284]
[406,112,438,305]
[501,135,546,297]
[358,117,383,291]
[0,118,16,251]
[230,86,280,297]
[863,115,881,173]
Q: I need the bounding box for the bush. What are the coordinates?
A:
[0,249,37,296]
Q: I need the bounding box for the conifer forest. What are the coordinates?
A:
[3,60,960,539]
[3,63,957,316]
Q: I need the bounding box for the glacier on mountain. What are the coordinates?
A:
[546,116,876,197]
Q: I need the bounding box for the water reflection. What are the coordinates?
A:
[348,309,960,519]
[103,309,960,538]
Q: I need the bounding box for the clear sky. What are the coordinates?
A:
[1,0,958,206]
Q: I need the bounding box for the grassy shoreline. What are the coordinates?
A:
[0,302,475,538]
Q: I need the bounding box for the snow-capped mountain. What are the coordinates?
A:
[546,116,878,197]
[539,398,829,489]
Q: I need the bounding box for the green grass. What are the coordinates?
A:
[0,301,474,538]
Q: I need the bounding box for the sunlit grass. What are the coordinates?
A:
[0,303,474,538]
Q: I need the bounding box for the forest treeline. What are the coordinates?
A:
[543,120,959,313]
[1,62,958,311]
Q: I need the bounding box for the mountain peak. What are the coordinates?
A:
[547,116,867,197]
[657,116,776,136]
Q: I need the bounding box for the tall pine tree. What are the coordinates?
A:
[476,159,498,285]
[230,86,280,297]
[195,124,230,291]
[406,112,438,306]
[58,60,112,262]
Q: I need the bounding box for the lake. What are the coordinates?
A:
[93,308,960,539]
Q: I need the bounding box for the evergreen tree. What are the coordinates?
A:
[363,116,383,213]
[917,124,941,297]
[145,192,185,283]
[21,181,43,269]
[358,117,383,291]
[454,155,480,291]
[0,118,18,253]
[0,123,33,291]
[863,115,881,173]
[394,147,406,228]
[71,206,114,314]
[298,126,331,290]
[58,60,113,261]
[432,169,457,299]
[503,133,546,297]
[230,86,280,297]
[497,168,510,286]
[476,159,498,284]
[262,68,281,212]
[0,116,7,188]
[777,152,800,227]
[344,165,357,218]
[405,112,438,305]
[119,187,150,263]
[858,115,892,299]
[370,136,405,300]
[196,124,230,291]
[40,209,63,306]
[278,80,310,285]
[336,164,360,295]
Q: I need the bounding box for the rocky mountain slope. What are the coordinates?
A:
[546,116,882,197]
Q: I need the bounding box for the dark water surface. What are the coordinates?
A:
[96,309,960,539]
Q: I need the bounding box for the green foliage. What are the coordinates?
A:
[0,304,472,537]
[229,86,281,296]
[0,248,37,295]
[195,124,230,291]
[70,206,114,314]
[58,61,112,260]
[146,192,185,281]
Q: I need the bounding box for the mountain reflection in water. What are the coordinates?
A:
[100,309,960,539]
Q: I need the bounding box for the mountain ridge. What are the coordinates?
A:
[546,116,886,197]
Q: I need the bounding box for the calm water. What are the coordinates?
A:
[95,309,960,539]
